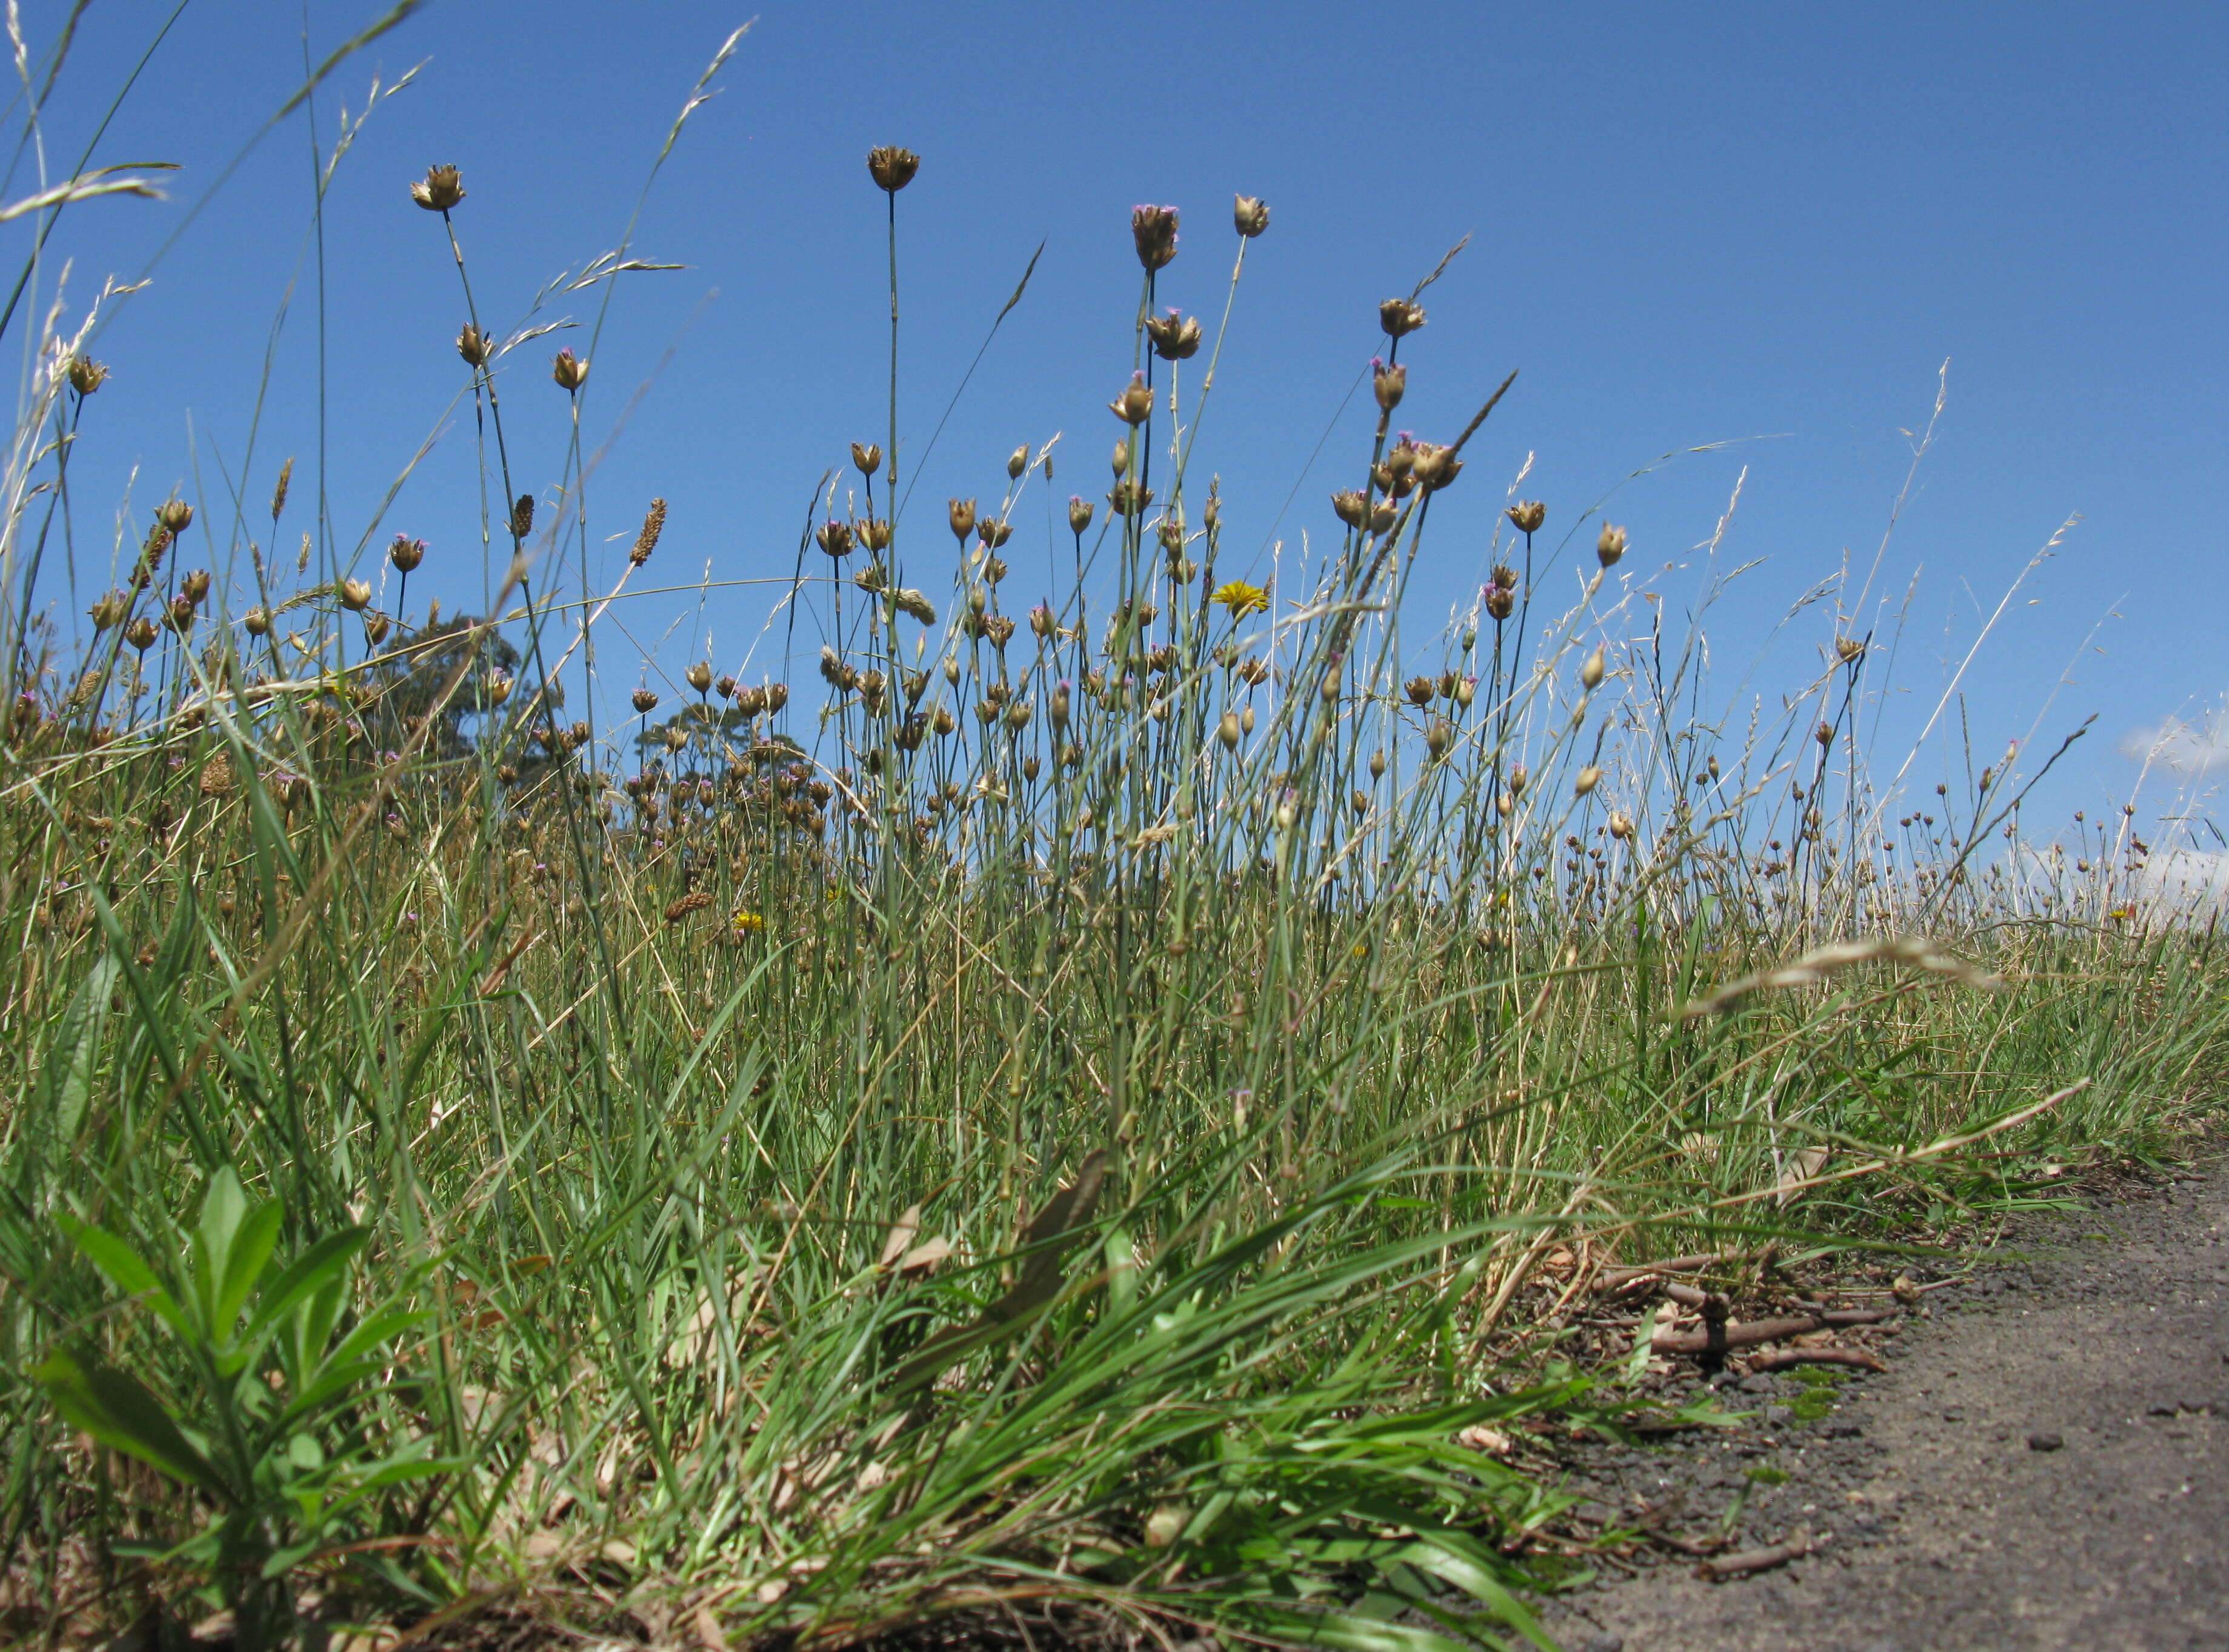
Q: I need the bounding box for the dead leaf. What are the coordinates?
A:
[879,1203,924,1269]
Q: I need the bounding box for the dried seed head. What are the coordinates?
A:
[1233,194,1270,237]
[851,441,883,477]
[1368,500,1398,536]
[363,611,391,646]
[978,516,1013,550]
[632,687,660,714]
[1424,718,1454,759]
[1581,647,1605,689]
[125,616,159,651]
[1107,480,1154,516]
[1109,371,1154,425]
[895,588,936,624]
[165,596,195,633]
[766,682,790,713]
[1145,308,1202,361]
[816,519,855,559]
[1406,676,1435,708]
[551,348,589,392]
[1068,495,1096,535]
[1509,765,1529,797]
[867,145,920,193]
[1378,299,1427,338]
[935,496,973,544]
[1575,765,1602,797]
[180,568,212,605]
[1834,636,1865,664]
[89,591,128,631]
[1608,810,1634,840]
[1371,358,1406,412]
[267,456,295,526]
[630,497,667,566]
[1507,500,1546,534]
[1816,721,1834,748]
[1005,699,1031,731]
[858,516,893,551]
[158,498,194,535]
[933,705,956,736]
[67,355,107,396]
[1131,204,1179,271]
[685,661,713,694]
[1331,490,1368,528]
[338,578,372,611]
[1596,523,1628,567]
[456,323,493,367]
[1007,444,1030,480]
[388,534,425,574]
[1218,710,1242,750]
[510,495,535,539]
[410,164,465,211]
[1241,704,1256,733]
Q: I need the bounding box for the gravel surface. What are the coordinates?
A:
[1532,1157,2229,1652]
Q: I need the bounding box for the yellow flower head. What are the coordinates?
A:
[731,910,765,935]
[1212,580,1269,620]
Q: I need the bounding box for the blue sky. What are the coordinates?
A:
[16,1,2226,839]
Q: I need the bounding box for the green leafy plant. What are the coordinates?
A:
[36,1169,448,1645]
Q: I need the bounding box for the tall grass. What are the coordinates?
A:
[0,20,2219,1652]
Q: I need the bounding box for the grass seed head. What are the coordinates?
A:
[510,494,535,539]
[632,498,667,565]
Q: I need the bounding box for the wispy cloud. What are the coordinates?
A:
[2118,710,2229,776]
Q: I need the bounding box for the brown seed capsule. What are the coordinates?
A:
[338,578,372,611]
[947,498,977,542]
[456,323,493,367]
[859,517,893,551]
[1835,636,1865,664]
[363,611,391,646]
[1145,308,1202,361]
[1379,299,1427,338]
[1131,204,1179,272]
[852,441,883,476]
[166,595,196,633]
[1581,647,1606,689]
[1575,766,1602,797]
[978,516,1013,550]
[1331,490,1368,528]
[88,591,128,631]
[685,661,713,693]
[1218,710,1242,750]
[125,616,159,651]
[817,519,855,559]
[867,145,920,193]
[551,348,589,391]
[1508,500,1547,534]
[1407,676,1436,708]
[1109,371,1154,425]
[409,165,465,211]
[1372,359,1406,413]
[1424,718,1454,759]
[1107,480,1154,516]
[631,497,667,566]
[180,568,212,605]
[1368,501,1398,536]
[1007,444,1030,480]
[158,499,194,534]
[766,682,788,711]
[1596,523,1628,567]
[67,355,107,396]
[632,687,660,714]
[1233,194,1270,238]
[1816,721,1834,747]
[1485,586,1515,622]
[510,495,535,539]
[1068,496,1095,535]
[388,535,425,573]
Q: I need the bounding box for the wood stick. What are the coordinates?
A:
[1654,1314,1825,1355]
[1746,1347,1886,1374]
[1696,1530,1821,1581]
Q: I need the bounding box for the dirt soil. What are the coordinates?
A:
[1533,1156,2229,1652]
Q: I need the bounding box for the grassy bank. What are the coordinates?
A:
[0,24,2220,1652]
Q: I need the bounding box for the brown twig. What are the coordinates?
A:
[1745,1347,1885,1374]
[1696,1530,1822,1581]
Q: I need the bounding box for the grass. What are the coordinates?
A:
[0,19,2222,1652]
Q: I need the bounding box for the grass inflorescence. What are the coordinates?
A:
[0,22,2219,1652]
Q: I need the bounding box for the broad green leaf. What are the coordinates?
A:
[35,954,118,1180]
[244,1226,371,1344]
[58,1217,189,1338]
[33,1352,230,1501]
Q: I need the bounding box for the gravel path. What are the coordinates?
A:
[1533,1157,2229,1652]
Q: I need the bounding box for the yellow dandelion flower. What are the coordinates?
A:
[731,909,765,935]
[1211,579,1269,620]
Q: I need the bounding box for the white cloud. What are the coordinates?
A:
[2119,710,2229,776]
[2137,847,2229,915]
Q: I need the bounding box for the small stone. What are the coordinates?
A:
[1739,1374,1775,1394]
[1824,1421,1864,1439]
[2145,1402,2177,1417]
[1766,1404,1794,1427]
[1941,1408,1964,1422]
[1580,1634,1624,1652]
[2027,1431,2064,1452]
